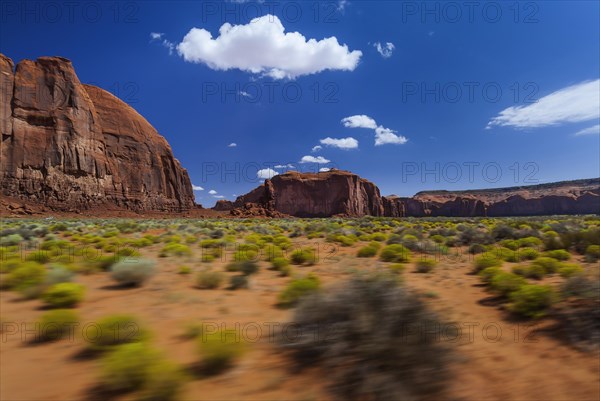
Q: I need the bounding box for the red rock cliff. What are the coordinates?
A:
[226,171,599,217]
[0,54,194,212]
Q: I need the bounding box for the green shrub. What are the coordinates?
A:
[110,258,156,287]
[93,255,123,271]
[159,243,192,257]
[197,329,246,373]
[0,234,23,246]
[101,342,185,399]
[278,274,321,307]
[478,267,502,284]
[517,237,542,248]
[468,243,487,254]
[357,245,378,258]
[233,249,258,262]
[509,285,556,318]
[561,276,599,299]
[37,309,79,342]
[584,244,600,262]
[45,265,74,285]
[228,275,249,290]
[531,257,560,274]
[388,263,406,274]
[490,272,526,296]
[282,275,452,400]
[42,283,85,308]
[263,245,284,261]
[517,247,539,261]
[415,258,437,273]
[25,250,53,264]
[195,271,224,289]
[430,234,446,244]
[379,244,410,263]
[271,257,290,270]
[290,248,317,265]
[7,262,46,297]
[473,254,502,273]
[224,260,259,275]
[543,249,571,261]
[558,263,584,278]
[514,263,545,280]
[178,265,192,275]
[87,314,147,351]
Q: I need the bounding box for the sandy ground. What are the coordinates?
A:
[1,238,599,401]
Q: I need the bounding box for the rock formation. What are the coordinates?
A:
[224,170,600,217]
[0,54,194,212]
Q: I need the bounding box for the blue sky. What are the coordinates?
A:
[1,1,599,206]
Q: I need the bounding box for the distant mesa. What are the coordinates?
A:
[218,169,600,218]
[0,54,194,213]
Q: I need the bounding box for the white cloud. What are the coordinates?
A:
[574,124,600,136]
[300,155,331,164]
[176,15,362,79]
[150,32,175,55]
[375,126,408,146]
[228,142,237,147]
[320,137,358,149]
[192,184,204,191]
[311,145,322,152]
[238,91,252,98]
[319,167,331,172]
[341,115,378,129]
[337,0,348,12]
[374,42,395,58]
[257,168,279,179]
[208,190,217,195]
[342,114,408,145]
[487,79,600,129]
[274,164,295,169]
[213,195,225,199]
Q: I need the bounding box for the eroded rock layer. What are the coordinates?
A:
[0,54,194,212]
[224,170,600,217]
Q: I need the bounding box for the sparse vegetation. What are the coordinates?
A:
[110,258,156,287]
[42,283,85,308]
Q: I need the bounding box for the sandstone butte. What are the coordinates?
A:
[216,170,600,218]
[0,53,194,213]
[1,54,599,218]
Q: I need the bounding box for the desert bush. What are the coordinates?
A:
[558,263,584,278]
[509,284,556,318]
[199,239,223,248]
[37,309,79,342]
[490,272,526,296]
[473,254,502,273]
[379,244,410,263]
[415,258,437,273]
[290,248,317,265]
[228,275,249,290]
[278,274,321,307]
[388,263,406,274]
[561,276,599,299]
[543,249,571,261]
[0,234,23,247]
[93,255,123,272]
[26,250,52,264]
[263,245,284,261]
[233,248,258,262]
[178,265,192,275]
[281,275,453,400]
[517,236,542,248]
[517,247,539,261]
[531,257,561,274]
[100,342,186,399]
[271,257,290,270]
[110,258,156,287]
[584,245,600,262]
[478,267,502,284]
[195,271,224,289]
[42,283,85,308]
[45,265,74,285]
[7,262,46,297]
[88,314,147,351]
[468,243,487,254]
[356,244,379,258]
[224,260,259,275]
[430,234,446,244]
[160,243,191,257]
[513,263,545,280]
[500,239,519,250]
[197,329,246,373]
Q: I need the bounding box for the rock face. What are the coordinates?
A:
[0,54,194,212]
[226,170,600,217]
